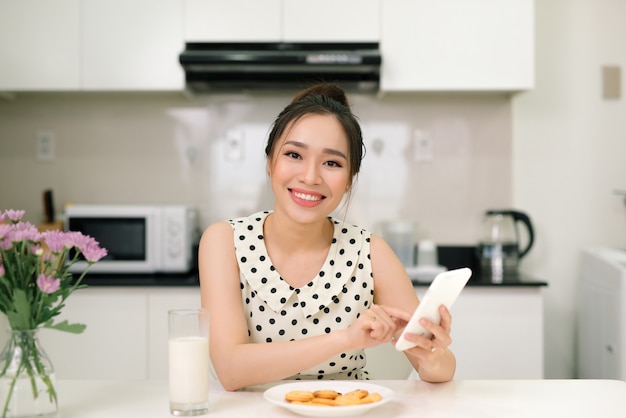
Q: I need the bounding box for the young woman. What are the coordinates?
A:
[198,83,456,391]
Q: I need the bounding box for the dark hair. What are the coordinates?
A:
[264,83,365,184]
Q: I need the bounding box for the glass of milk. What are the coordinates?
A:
[168,308,209,416]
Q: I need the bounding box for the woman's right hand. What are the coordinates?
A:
[344,304,405,349]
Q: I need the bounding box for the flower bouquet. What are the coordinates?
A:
[0,209,107,418]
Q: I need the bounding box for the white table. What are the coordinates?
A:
[55,379,626,417]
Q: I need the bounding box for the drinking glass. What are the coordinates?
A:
[168,308,209,416]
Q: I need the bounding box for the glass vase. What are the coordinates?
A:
[0,330,58,418]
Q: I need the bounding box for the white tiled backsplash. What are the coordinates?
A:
[0,92,512,245]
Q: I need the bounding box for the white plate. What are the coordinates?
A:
[263,381,394,417]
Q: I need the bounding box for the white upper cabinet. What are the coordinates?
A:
[283,0,379,42]
[0,0,184,92]
[184,0,379,42]
[82,0,184,90]
[184,0,281,42]
[380,0,534,92]
[0,0,81,91]
[1,0,534,92]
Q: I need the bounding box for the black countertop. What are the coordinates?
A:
[411,245,548,287]
[75,272,546,288]
[412,277,548,287]
[74,272,200,287]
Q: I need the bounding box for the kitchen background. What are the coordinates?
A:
[0,92,512,242]
[1,0,625,380]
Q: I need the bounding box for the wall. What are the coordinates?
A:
[513,0,626,378]
[0,92,512,245]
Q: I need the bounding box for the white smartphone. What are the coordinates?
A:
[395,267,472,352]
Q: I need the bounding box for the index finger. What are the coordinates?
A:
[378,305,414,322]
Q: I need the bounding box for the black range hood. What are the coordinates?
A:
[179,42,381,94]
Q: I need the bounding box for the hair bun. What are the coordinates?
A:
[292,82,350,107]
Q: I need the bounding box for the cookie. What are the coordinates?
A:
[285,390,315,403]
[334,389,369,405]
[358,392,383,404]
[310,398,336,406]
[284,387,383,407]
[313,390,340,400]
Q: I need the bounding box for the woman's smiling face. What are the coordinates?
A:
[268,113,351,221]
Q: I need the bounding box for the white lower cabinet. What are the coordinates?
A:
[367,286,545,379]
[0,287,201,380]
[39,288,149,380]
[0,285,542,380]
[450,286,544,379]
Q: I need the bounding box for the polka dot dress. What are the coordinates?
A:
[229,211,374,381]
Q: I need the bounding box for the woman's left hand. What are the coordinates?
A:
[392,305,453,364]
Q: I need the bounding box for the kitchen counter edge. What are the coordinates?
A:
[74,273,546,287]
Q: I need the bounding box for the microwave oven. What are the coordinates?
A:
[65,204,197,274]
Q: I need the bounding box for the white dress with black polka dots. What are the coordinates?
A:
[229,211,374,381]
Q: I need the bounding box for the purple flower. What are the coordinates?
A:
[68,232,107,262]
[42,230,73,253]
[0,224,10,240]
[36,274,61,294]
[7,222,40,243]
[0,209,108,332]
[81,244,108,263]
[4,209,25,222]
[0,239,12,251]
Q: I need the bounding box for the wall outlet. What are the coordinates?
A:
[414,129,433,162]
[37,132,56,161]
[224,130,244,161]
[602,65,621,99]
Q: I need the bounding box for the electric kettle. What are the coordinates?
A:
[478,209,535,283]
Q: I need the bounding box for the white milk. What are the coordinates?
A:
[168,336,209,404]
